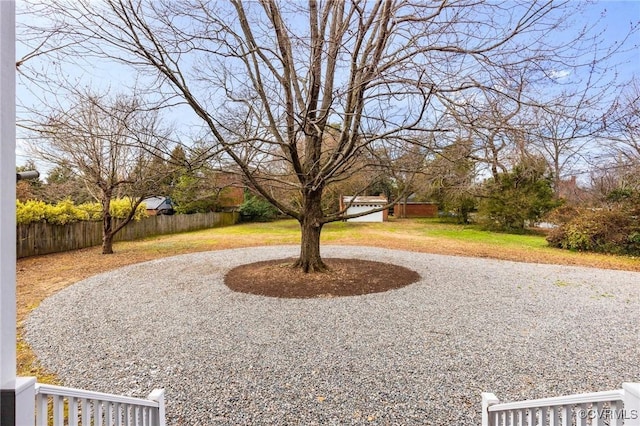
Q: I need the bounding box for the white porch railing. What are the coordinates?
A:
[482,382,640,426]
[34,382,165,426]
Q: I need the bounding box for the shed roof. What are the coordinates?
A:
[143,196,172,210]
[342,195,388,205]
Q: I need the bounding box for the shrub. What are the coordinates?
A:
[239,194,279,222]
[171,174,221,214]
[16,200,49,225]
[47,199,90,225]
[546,208,640,255]
[543,205,580,226]
[16,198,147,225]
[174,196,219,214]
[77,202,103,221]
[109,198,148,220]
[16,199,88,225]
[479,159,559,232]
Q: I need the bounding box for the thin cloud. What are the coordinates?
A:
[549,69,571,80]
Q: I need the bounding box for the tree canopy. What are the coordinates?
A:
[17,0,639,269]
[29,90,174,253]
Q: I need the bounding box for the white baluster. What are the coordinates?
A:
[53,394,64,425]
[610,400,620,426]
[560,405,570,426]
[593,402,603,426]
[82,398,92,426]
[35,393,48,426]
[548,406,556,426]
[539,406,547,426]
[124,404,131,426]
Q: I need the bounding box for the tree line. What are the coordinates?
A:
[15,1,640,266]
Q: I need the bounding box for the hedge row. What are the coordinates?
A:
[16,198,148,225]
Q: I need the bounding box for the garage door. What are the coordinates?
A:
[347,206,384,222]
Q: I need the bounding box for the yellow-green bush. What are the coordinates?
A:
[16,198,148,225]
[16,200,50,225]
[109,198,148,221]
[47,199,90,225]
[77,202,103,221]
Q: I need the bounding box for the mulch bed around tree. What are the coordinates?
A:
[224,258,420,298]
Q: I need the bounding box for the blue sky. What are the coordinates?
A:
[582,0,639,78]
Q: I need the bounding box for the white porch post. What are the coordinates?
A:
[481,392,499,426]
[0,2,33,425]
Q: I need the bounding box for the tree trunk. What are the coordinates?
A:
[102,196,114,254]
[293,189,327,273]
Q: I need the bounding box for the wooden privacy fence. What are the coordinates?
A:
[17,211,239,258]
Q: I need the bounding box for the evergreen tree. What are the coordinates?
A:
[480,157,559,232]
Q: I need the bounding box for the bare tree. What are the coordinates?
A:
[604,78,640,188]
[529,102,595,194]
[426,137,478,223]
[585,78,640,201]
[29,90,173,254]
[19,0,625,271]
[445,84,527,181]
[527,67,619,196]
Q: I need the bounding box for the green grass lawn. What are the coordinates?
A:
[322,218,546,247]
[410,218,549,250]
[114,217,639,271]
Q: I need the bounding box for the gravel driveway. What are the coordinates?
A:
[25,245,640,425]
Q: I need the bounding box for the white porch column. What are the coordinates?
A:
[481,392,499,426]
[0,1,23,424]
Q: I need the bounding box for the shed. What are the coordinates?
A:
[142,196,175,215]
[341,195,388,222]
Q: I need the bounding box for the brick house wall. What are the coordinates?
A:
[394,202,438,218]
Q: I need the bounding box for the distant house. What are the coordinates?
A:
[215,172,245,211]
[393,201,438,218]
[341,195,388,222]
[557,176,590,205]
[143,196,175,215]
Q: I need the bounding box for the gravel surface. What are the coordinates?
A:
[25,245,640,425]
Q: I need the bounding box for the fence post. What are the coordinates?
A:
[623,383,640,426]
[482,392,499,426]
[15,377,36,426]
[148,388,166,426]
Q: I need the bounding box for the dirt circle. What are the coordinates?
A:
[224,258,420,298]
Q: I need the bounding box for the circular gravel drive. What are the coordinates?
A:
[26,246,640,425]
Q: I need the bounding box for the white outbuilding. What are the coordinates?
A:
[341,195,388,222]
